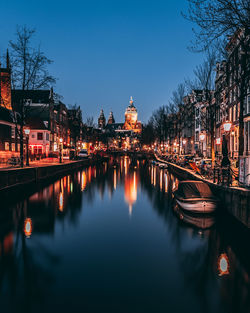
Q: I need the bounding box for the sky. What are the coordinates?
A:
[0,0,205,123]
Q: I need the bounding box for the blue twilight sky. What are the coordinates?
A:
[0,0,204,123]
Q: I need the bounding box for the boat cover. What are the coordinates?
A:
[177,181,214,199]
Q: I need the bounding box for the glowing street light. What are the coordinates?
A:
[199,133,206,141]
[223,121,232,132]
[59,137,63,163]
[182,139,187,145]
[24,127,30,166]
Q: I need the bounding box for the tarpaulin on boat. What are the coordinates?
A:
[177,181,214,199]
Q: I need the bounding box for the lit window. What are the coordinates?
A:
[11,127,15,138]
[37,132,43,140]
[5,142,10,151]
[11,143,15,151]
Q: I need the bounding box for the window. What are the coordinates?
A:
[229,90,232,103]
[247,89,250,114]
[5,142,9,151]
[32,134,35,138]
[11,127,15,138]
[46,133,49,141]
[229,107,232,121]
[11,143,15,151]
[17,144,20,152]
[195,131,199,142]
[37,132,43,140]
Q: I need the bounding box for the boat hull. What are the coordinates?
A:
[175,198,217,213]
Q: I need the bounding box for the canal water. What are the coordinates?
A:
[0,157,249,313]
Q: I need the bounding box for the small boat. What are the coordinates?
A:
[173,180,218,213]
[159,163,167,169]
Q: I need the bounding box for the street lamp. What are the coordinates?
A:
[24,128,30,166]
[221,121,232,167]
[199,132,206,157]
[59,137,63,163]
[223,121,232,132]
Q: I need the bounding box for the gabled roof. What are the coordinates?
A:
[12,90,51,105]
[105,123,124,131]
[26,117,49,130]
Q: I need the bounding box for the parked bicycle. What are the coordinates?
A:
[7,156,21,167]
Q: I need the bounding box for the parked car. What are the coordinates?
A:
[78,149,89,159]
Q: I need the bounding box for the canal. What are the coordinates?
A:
[0,156,249,313]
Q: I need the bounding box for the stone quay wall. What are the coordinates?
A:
[156,157,250,228]
[0,160,90,192]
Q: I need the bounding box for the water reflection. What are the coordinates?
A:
[0,157,249,313]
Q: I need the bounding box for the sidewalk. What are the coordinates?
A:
[0,158,72,170]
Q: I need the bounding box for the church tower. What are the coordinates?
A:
[107,111,115,124]
[124,97,138,129]
[98,109,106,129]
[0,50,12,110]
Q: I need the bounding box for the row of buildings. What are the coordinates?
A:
[0,51,143,162]
[163,30,249,165]
[0,54,84,162]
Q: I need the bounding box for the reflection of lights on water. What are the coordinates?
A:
[172,179,176,190]
[88,167,92,182]
[59,192,64,211]
[81,172,87,191]
[165,174,168,193]
[124,157,128,175]
[153,167,156,186]
[151,167,154,185]
[24,218,32,237]
[114,169,117,190]
[124,171,138,217]
[67,176,71,193]
[70,182,73,193]
[218,253,229,276]
[160,170,163,190]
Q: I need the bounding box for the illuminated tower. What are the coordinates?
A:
[107,111,115,124]
[98,109,106,129]
[125,96,138,127]
[0,50,11,110]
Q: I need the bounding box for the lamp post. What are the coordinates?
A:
[182,138,187,155]
[199,132,206,157]
[24,128,30,166]
[59,137,63,163]
[221,121,232,167]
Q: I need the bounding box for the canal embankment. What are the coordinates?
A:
[155,155,250,228]
[0,159,92,193]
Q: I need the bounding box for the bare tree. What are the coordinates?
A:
[9,25,55,167]
[10,25,55,90]
[85,116,95,128]
[186,49,217,164]
[170,83,187,153]
[183,0,250,161]
[183,0,249,52]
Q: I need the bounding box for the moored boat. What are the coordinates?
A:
[174,180,218,213]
